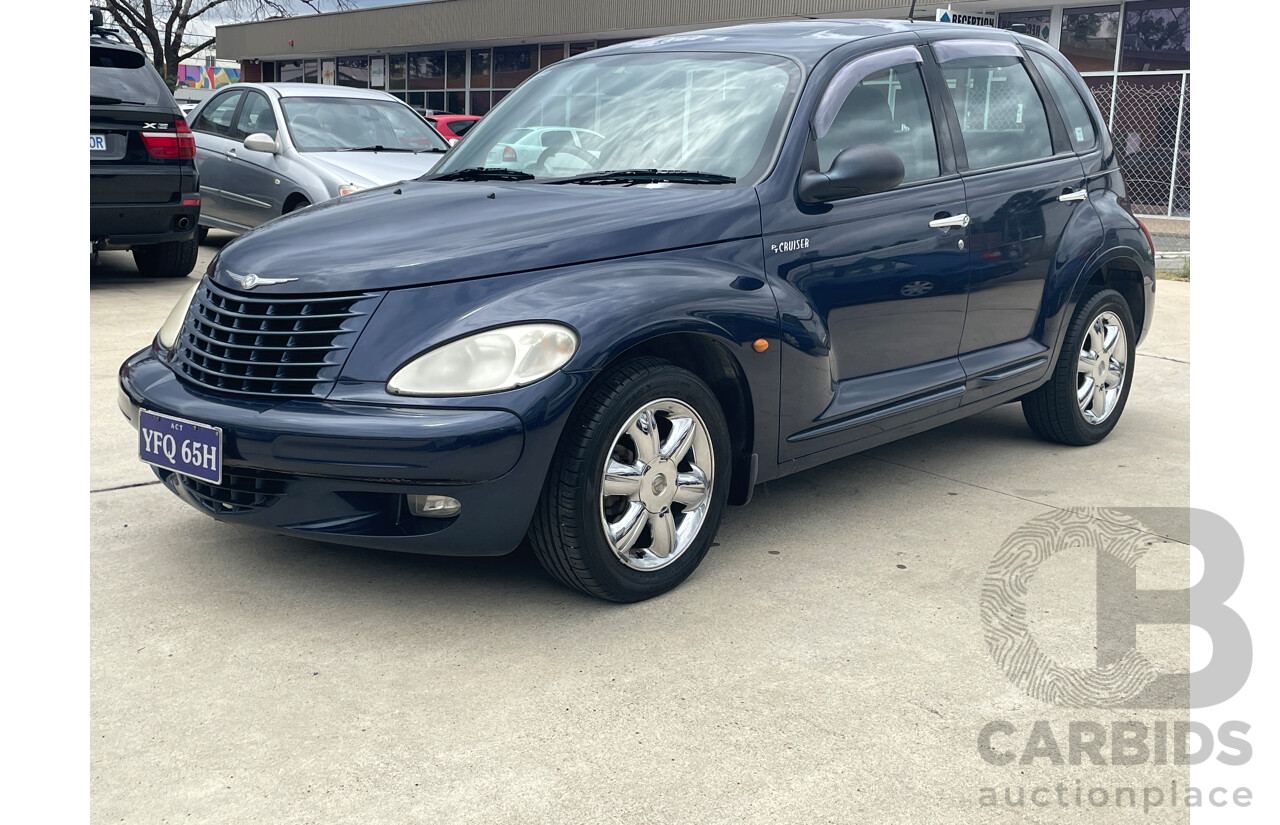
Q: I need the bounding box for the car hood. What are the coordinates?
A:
[302,149,446,187]
[211,180,762,294]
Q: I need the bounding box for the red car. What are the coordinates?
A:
[423,114,482,142]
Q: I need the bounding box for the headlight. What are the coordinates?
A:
[157,281,200,350]
[388,323,578,396]
[338,183,365,196]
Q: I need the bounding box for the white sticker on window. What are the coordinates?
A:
[1016,103,1024,124]
[1075,126,1085,142]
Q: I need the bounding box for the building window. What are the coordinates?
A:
[261,61,276,82]
[999,10,1051,41]
[389,54,407,90]
[447,89,466,115]
[540,44,565,68]
[279,60,304,83]
[304,60,319,83]
[1121,1,1190,71]
[337,56,369,88]
[470,49,492,89]
[446,51,467,88]
[409,51,445,90]
[569,42,595,57]
[470,90,492,116]
[1060,5,1122,72]
[494,45,536,88]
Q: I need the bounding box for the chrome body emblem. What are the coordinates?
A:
[227,271,297,290]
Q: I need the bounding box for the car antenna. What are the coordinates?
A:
[908,1,919,22]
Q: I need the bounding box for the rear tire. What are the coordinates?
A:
[132,236,198,278]
[196,226,209,245]
[1022,288,1136,446]
[529,357,731,602]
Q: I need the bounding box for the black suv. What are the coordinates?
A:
[90,9,200,278]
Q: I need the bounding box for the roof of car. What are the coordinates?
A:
[590,19,1030,67]
[240,82,402,100]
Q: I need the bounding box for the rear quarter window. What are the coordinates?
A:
[90,45,171,106]
[1028,51,1098,151]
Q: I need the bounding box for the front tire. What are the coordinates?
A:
[1022,288,1136,445]
[132,236,198,278]
[529,357,731,602]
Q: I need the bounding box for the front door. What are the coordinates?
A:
[768,45,970,461]
[221,90,287,228]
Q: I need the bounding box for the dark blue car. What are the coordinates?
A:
[119,20,1155,602]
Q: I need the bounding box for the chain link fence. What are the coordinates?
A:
[1084,70,1189,258]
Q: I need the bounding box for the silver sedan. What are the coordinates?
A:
[186,82,451,236]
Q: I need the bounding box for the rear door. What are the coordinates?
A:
[190,89,247,224]
[929,39,1094,389]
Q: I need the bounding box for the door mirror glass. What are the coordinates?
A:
[799,144,905,203]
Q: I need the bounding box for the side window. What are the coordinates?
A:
[817,60,940,185]
[193,91,243,138]
[235,92,278,139]
[937,48,1052,171]
[1028,51,1097,151]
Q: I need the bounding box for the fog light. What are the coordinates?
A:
[406,494,461,518]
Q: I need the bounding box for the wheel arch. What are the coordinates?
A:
[282,192,311,214]
[1082,256,1149,342]
[582,330,758,506]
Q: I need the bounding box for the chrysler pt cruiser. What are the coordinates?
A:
[119,20,1155,602]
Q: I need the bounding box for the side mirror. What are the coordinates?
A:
[799,145,905,204]
[448,137,459,146]
[243,133,278,154]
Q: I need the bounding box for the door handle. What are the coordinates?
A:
[929,213,970,229]
[228,148,237,157]
[1058,188,1088,202]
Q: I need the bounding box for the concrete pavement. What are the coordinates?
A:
[91,243,1192,824]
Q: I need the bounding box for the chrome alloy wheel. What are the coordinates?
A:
[1077,310,1128,425]
[600,398,715,571]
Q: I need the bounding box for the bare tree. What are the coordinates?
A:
[102,1,354,87]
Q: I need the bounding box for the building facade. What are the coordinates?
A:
[217,0,1190,221]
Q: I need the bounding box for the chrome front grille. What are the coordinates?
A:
[174,279,381,399]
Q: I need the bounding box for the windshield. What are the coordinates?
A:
[280,96,450,153]
[431,51,801,184]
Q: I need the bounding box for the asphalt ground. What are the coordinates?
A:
[90,235,1192,823]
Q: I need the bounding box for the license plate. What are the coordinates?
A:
[139,409,223,484]
[90,134,106,152]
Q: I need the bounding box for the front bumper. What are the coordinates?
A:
[118,347,559,556]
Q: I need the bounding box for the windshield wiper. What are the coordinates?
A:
[339,145,418,153]
[90,95,145,105]
[546,169,737,186]
[429,167,536,182]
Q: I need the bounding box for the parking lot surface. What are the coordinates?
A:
[91,239,1191,823]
